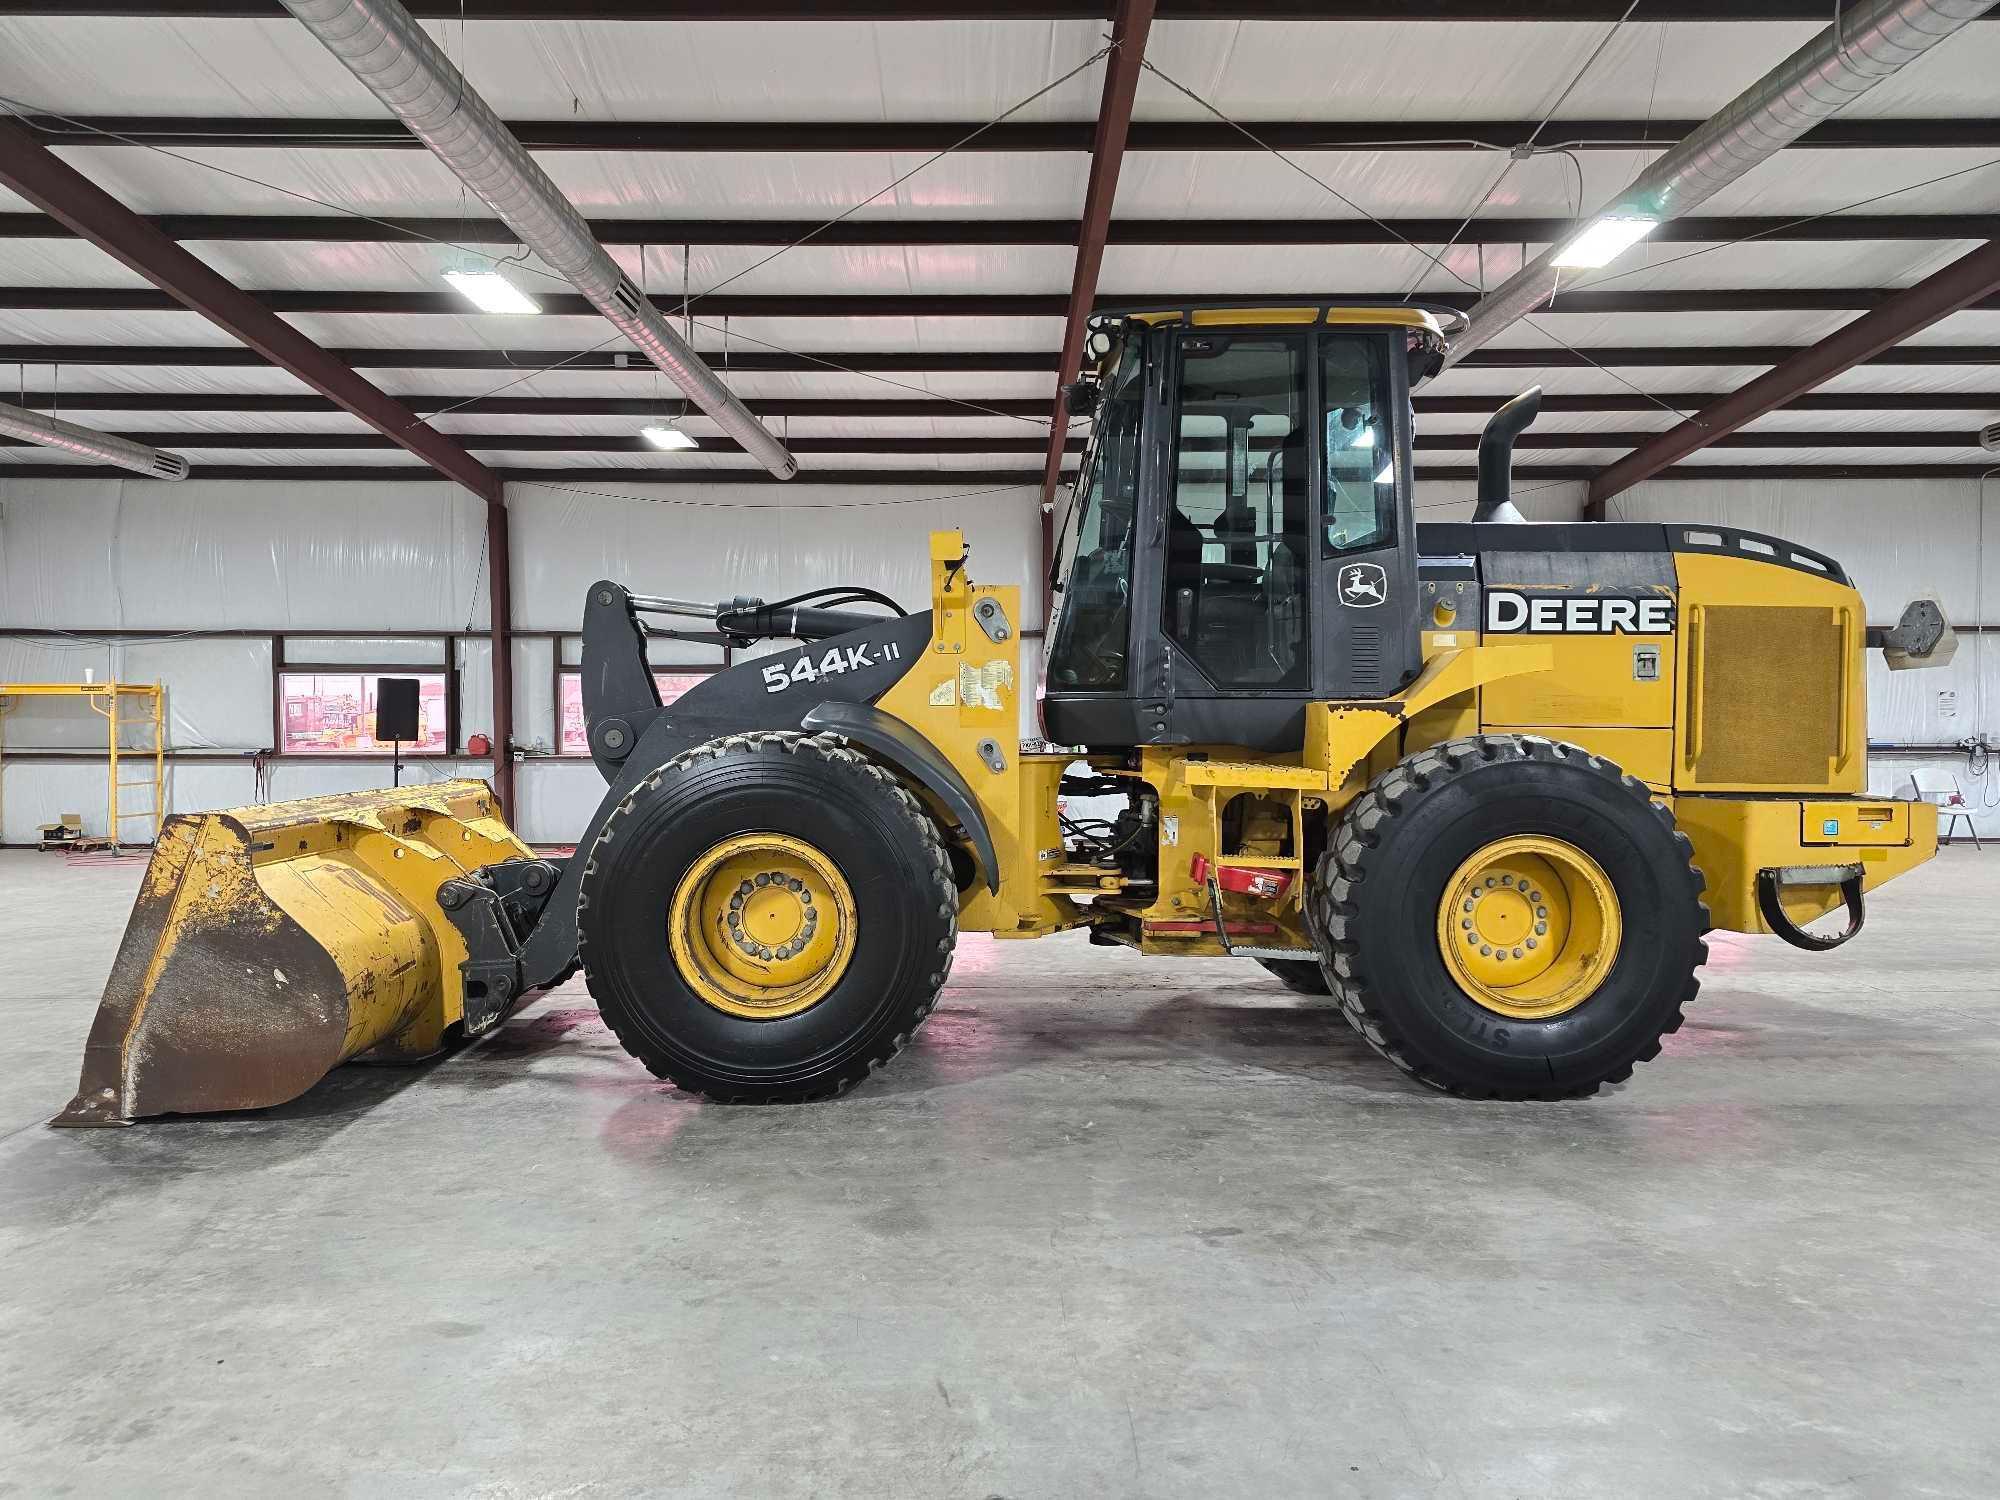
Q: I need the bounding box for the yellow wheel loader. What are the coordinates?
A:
[55,303,1954,1125]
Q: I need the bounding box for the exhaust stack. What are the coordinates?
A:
[0,400,190,480]
[280,0,798,481]
[1472,386,1541,524]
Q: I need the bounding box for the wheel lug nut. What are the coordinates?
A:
[1535,906,1548,919]
[1480,945,1492,956]
[1526,938,1538,951]
[1511,948,1524,959]
[1535,922,1548,935]
[1501,874,1513,887]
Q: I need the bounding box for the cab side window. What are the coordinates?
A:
[1323,336,1396,555]
[1045,330,1147,689]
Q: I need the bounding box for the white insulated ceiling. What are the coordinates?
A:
[0,9,1996,481]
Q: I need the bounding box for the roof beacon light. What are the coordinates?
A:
[1552,216,1659,271]
[443,268,541,315]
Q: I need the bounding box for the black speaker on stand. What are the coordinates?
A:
[374,676,421,787]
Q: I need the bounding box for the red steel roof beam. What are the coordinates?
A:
[0,116,500,503]
[1037,0,1157,595]
[1586,239,2000,514]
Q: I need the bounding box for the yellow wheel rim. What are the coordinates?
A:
[1436,835,1621,1021]
[667,833,857,1020]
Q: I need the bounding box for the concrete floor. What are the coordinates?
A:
[1,848,1996,1499]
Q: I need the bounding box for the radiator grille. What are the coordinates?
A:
[1694,605,1842,786]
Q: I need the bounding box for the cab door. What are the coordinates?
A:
[1151,327,1319,749]
[1314,328,1423,700]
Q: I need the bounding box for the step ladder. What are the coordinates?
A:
[93,684,167,850]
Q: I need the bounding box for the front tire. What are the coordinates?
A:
[1305,735,1707,1099]
[578,731,956,1102]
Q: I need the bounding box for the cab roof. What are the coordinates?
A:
[1095,300,1461,337]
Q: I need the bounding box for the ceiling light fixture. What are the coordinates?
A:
[443,268,541,315]
[640,424,699,452]
[1551,215,1660,270]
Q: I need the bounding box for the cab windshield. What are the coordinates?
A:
[1045,326,1147,690]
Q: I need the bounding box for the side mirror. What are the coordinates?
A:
[1062,380,1101,418]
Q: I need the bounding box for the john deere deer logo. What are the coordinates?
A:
[1339,563,1388,608]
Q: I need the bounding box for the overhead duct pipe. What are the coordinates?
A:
[1444,0,1998,370]
[279,0,798,480]
[0,399,189,479]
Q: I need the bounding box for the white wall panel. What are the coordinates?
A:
[1412,480,1589,524]
[0,636,272,751]
[1868,645,2000,747]
[261,758,495,804]
[1,761,130,844]
[458,637,493,749]
[284,636,447,666]
[1867,754,2000,838]
[508,636,553,756]
[0,756,505,844]
[514,758,610,847]
[0,640,115,751]
[120,638,274,751]
[505,479,1042,632]
[0,478,490,631]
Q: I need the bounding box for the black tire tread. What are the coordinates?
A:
[577,729,958,1103]
[1303,733,1709,1100]
[1256,957,1333,995]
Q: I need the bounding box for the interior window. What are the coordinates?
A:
[1046,328,1147,690]
[279,671,448,754]
[1163,333,1310,690]
[1322,335,1396,555]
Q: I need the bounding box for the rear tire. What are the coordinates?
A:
[578,731,956,1102]
[1256,957,1331,995]
[1304,734,1706,1099]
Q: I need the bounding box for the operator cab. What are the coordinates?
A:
[1043,303,1449,751]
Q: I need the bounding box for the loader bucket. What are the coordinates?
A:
[52,780,534,1127]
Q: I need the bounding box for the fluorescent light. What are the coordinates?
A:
[640,424,699,452]
[1373,463,1394,485]
[1551,215,1659,270]
[443,269,541,315]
